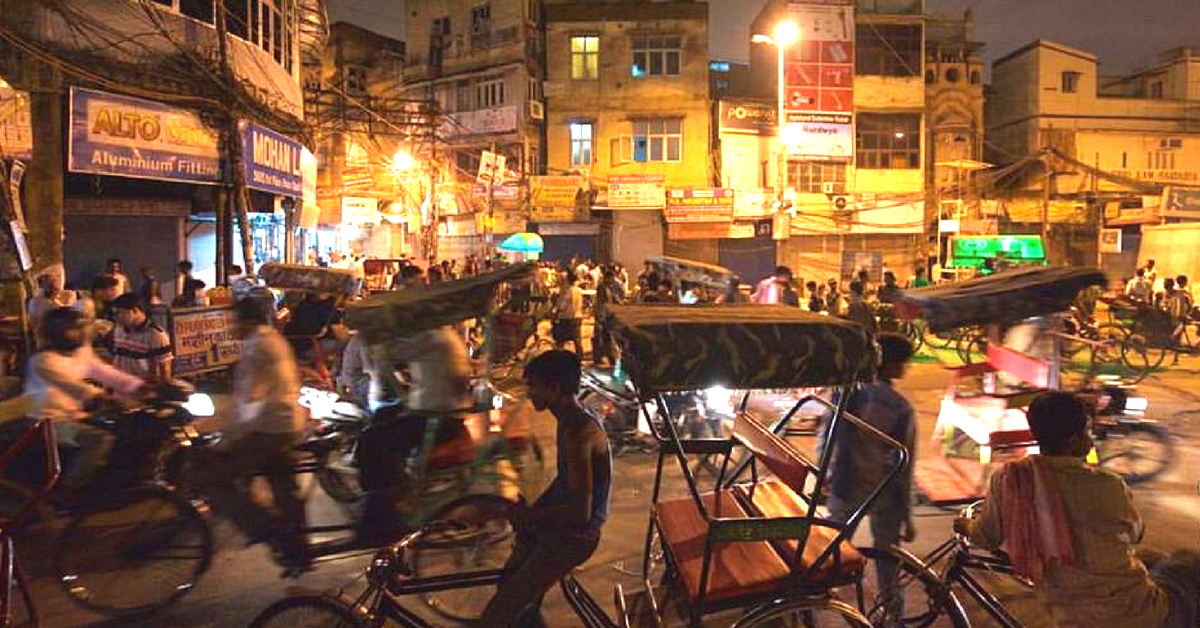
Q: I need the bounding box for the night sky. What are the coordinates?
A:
[328,0,1200,74]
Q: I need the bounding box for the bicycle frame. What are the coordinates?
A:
[346,568,505,628]
[0,420,62,628]
[908,537,1030,628]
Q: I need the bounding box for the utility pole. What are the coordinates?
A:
[485,142,498,259]
[1041,154,1052,248]
[214,1,255,280]
[1094,153,1103,267]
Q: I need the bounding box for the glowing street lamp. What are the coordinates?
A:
[391,149,415,173]
[752,20,800,204]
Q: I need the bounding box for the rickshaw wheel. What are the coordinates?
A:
[412,494,516,623]
[860,547,971,628]
[1120,332,1166,380]
[731,595,877,628]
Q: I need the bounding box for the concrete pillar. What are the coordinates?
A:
[26,89,63,276]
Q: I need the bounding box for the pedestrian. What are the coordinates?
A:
[553,273,585,361]
[825,278,842,315]
[27,272,77,332]
[88,274,122,327]
[877,271,903,304]
[826,333,917,620]
[844,280,876,334]
[1125,269,1153,302]
[1155,277,1176,311]
[806,281,822,312]
[752,266,792,304]
[592,267,623,366]
[908,266,930,289]
[104,258,131,295]
[193,298,309,573]
[478,350,611,628]
[110,294,173,383]
[1144,258,1159,286]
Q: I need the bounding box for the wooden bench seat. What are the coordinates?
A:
[654,491,790,603]
[735,479,865,580]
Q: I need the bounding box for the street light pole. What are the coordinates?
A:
[777,40,786,201]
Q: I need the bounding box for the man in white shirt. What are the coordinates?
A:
[554,273,585,361]
[194,298,309,572]
[104,258,132,295]
[1126,269,1153,302]
[25,307,145,491]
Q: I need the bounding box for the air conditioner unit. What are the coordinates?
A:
[822,181,847,195]
[528,100,545,120]
[830,195,854,212]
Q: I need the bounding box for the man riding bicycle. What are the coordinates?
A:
[956,391,1200,628]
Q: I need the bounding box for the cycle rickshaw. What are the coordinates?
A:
[892,266,1169,505]
[249,303,910,628]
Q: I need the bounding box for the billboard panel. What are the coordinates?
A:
[783,1,854,158]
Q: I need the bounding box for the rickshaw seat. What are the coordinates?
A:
[730,412,813,494]
[735,480,865,580]
[654,491,791,603]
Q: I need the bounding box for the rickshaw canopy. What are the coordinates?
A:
[498,232,544,253]
[646,255,737,290]
[345,262,535,344]
[609,304,877,393]
[258,263,360,296]
[894,266,1107,333]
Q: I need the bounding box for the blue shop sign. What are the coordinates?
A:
[68,87,221,184]
[242,122,303,196]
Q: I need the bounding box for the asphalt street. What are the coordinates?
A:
[19,346,1200,628]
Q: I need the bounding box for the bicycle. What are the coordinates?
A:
[0,419,59,628]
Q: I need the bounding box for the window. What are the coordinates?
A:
[1061,71,1080,93]
[475,77,505,108]
[430,17,451,68]
[945,68,960,83]
[787,161,847,193]
[856,25,920,77]
[970,70,981,84]
[856,113,920,169]
[456,80,471,111]
[180,0,214,24]
[630,119,681,162]
[345,65,367,94]
[632,37,682,77]
[570,122,593,167]
[224,0,248,37]
[1122,152,1128,168]
[1149,151,1176,170]
[471,4,491,35]
[571,36,599,80]
[1150,81,1164,99]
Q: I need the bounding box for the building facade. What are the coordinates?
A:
[748,0,930,286]
[986,41,1200,274]
[402,0,545,261]
[0,0,323,295]
[542,0,712,270]
[307,22,420,259]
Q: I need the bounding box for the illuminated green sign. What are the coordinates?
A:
[948,235,1046,268]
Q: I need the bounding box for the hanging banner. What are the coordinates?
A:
[68,87,221,184]
[718,100,777,135]
[608,174,666,209]
[341,197,380,224]
[665,188,735,223]
[242,122,303,196]
[783,1,854,158]
[0,85,32,160]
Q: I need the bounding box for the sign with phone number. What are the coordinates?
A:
[171,306,240,375]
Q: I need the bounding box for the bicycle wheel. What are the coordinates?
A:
[861,547,971,628]
[1120,332,1166,381]
[248,595,364,628]
[924,326,959,351]
[412,494,516,624]
[733,594,876,628]
[904,320,926,353]
[53,485,212,617]
[957,331,988,366]
[315,437,364,506]
[1098,422,1174,485]
[1090,324,1128,371]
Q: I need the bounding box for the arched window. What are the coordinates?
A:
[925,69,935,84]
[945,68,960,83]
[970,70,981,85]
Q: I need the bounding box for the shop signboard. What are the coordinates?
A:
[341,197,380,224]
[0,85,32,159]
[1100,229,1122,254]
[948,235,1046,268]
[782,0,854,158]
[242,122,303,197]
[68,87,220,184]
[530,175,585,208]
[718,100,776,135]
[608,174,665,209]
[665,188,735,223]
[171,306,240,376]
[733,190,773,218]
[537,222,599,236]
[1162,187,1200,219]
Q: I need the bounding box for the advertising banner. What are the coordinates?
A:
[530,175,585,208]
[718,100,777,135]
[783,1,854,158]
[665,188,735,223]
[171,306,240,376]
[1162,187,1200,219]
[242,122,303,196]
[341,197,380,224]
[68,87,221,184]
[0,85,31,159]
[608,174,666,209]
[667,222,756,240]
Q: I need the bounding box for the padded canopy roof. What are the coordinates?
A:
[609,304,877,393]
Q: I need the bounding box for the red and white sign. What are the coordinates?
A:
[783,1,854,158]
[665,188,735,223]
[608,174,666,209]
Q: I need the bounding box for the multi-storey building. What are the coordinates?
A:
[0,0,324,293]
[541,0,711,268]
[402,0,545,260]
[747,0,930,286]
[987,41,1200,273]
